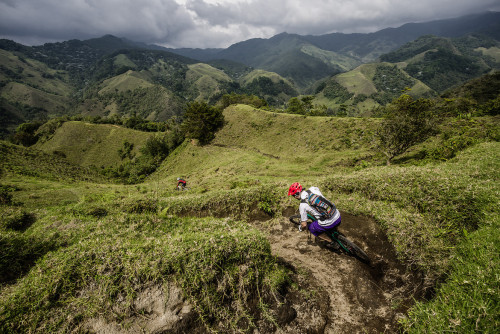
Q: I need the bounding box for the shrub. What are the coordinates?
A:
[181,101,224,145]
[377,93,439,165]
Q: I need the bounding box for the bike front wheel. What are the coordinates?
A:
[289,214,302,226]
[337,235,370,264]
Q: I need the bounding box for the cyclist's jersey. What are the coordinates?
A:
[177,179,186,186]
[299,187,340,227]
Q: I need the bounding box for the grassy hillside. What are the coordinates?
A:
[0,103,498,332]
[186,63,233,101]
[154,108,499,333]
[97,70,154,94]
[0,140,107,183]
[240,70,293,87]
[300,44,361,72]
[313,62,434,114]
[0,49,73,127]
[154,104,379,190]
[34,121,156,168]
[0,49,71,98]
[239,70,298,106]
[0,136,288,333]
[381,35,499,92]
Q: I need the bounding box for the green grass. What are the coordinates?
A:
[400,214,499,332]
[0,195,287,333]
[187,63,233,82]
[98,70,153,94]
[314,62,434,112]
[239,69,294,87]
[0,104,498,333]
[0,140,107,183]
[186,63,233,101]
[476,46,500,62]
[318,142,499,281]
[34,121,156,168]
[300,45,361,72]
[0,49,72,117]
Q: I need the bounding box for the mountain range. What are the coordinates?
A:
[1,11,500,136]
[167,11,500,88]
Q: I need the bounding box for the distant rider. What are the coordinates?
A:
[176,177,187,190]
[288,182,341,250]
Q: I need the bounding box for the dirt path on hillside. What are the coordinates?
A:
[255,209,427,334]
[82,211,426,334]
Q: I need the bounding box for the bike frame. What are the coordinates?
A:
[291,213,370,263]
[305,213,352,254]
[329,230,350,253]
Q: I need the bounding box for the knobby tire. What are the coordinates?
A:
[289,214,301,226]
[337,234,370,264]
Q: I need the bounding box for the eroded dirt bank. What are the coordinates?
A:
[255,209,427,333]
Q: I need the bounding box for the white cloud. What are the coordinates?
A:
[0,0,499,47]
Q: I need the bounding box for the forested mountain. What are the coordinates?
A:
[1,11,500,136]
[169,11,500,89]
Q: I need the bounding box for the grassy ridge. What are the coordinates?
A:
[151,106,499,332]
[320,142,499,280]
[0,105,498,332]
[0,141,106,183]
[98,70,154,94]
[34,121,156,168]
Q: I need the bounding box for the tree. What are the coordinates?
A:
[181,101,224,145]
[377,93,438,165]
[11,121,44,146]
[286,97,305,114]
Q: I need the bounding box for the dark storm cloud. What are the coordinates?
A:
[1,0,499,48]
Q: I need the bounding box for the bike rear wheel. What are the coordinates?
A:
[337,235,370,264]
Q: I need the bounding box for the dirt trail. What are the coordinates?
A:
[82,210,426,334]
[256,209,426,333]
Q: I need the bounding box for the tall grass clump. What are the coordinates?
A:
[0,212,289,333]
[401,217,499,332]
[0,229,62,284]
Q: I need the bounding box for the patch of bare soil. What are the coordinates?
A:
[80,282,206,334]
[256,209,427,333]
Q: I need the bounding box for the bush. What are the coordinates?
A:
[377,93,439,164]
[181,101,224,145]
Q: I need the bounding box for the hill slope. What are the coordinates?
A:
[313,62,434,114]
[0,103,498,333]
[34,121,156,168]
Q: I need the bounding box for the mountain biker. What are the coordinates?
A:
[288,182,341,250]
[176,177,187,190]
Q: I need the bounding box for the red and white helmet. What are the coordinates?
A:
[288,182,303,196]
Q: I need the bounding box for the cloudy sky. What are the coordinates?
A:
[1,0,500,49]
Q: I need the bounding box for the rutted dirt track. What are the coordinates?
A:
[256,210,427,333]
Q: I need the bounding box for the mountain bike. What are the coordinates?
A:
[289,214,370,264]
